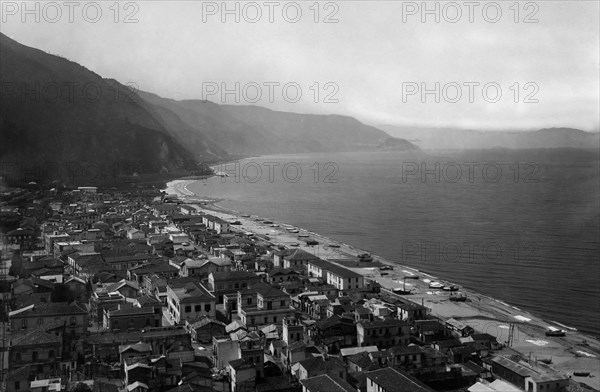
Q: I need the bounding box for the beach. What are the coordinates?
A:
[164,179,600,390]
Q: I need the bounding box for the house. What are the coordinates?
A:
[237,282,294,327]
[127,228,146,240]
[120,342,153,364]
[186,317,227,343]
[306,259,364,291]
[9,302,88,334]
[103,279,140,298]
[180,257,232,278]
[208,271,262,303]
[445,318,475,337]
[365,367,435,392]
[9,330,62,381]
[279,249,320,271]
[267,268,301,284]
[228,358,255,392]
[396,300,429,323]
[357,319,411,349]
[386,345,425,371]
[105,302,162,331]
[297,356,347,381]
[312,316,356,351]
[490,356,569,392]
[301,374,356,392]
[167,280,216,324]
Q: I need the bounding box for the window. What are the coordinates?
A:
[185,306,191,313]
[37,318,44,326]
[49,350,55,359]
[204,304,211,312]
[32,351,38,361]
[273,317,277,323]
[247,297,252,305]
[15,353,21,361]
[14,381,20,390]
[195,305,201,312]
[264,317,268,323]
[280,300,286,307]
[267,301,272,310]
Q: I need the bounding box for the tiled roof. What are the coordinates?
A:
[11,329,62,347]
[366,367,434,392]
[300,374,356,392]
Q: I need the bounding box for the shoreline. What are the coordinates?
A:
[163,178,600,390]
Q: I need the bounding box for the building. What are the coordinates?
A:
[186,317,227,343]
[490,356,569,392]
[357,319,411,349]
[237,283,294,327]
[105,302,162,331]
[208,271,262,303]
[297,356,347,381]
[306,259,364,291]
[301,374,356,392]
[9,330,62,381]
[365,367,435,392]
[9,302,88,335]
[167,280,216,324]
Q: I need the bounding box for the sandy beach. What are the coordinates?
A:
[164,179,600,390]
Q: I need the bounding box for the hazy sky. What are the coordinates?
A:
[2,0,599,131]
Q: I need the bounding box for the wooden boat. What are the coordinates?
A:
[358,253,373,262]
[545,328,566,337]
[392,288,413,295]
[449,292,467,301]
[573,372,590,377]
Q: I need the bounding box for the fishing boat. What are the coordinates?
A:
[545,328,566,337]
[443,285,460,291]
[573,372,590,377]
[358,253,373,262]
[449,292,467,301]
[393,288,413,295]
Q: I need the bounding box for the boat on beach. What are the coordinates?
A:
[429,281,445,289]
[449,292,467,301]
[358,253,373,262]
[545,328,566,337]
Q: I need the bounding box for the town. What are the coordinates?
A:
[0,184,585,392]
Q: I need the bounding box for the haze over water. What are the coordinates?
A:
[188,149,600,337]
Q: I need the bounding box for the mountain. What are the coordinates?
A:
[380,125,600,150]
[138,93,395,157]
[0,33,414,185]
[377,137,421,151]
[0,33,204,185]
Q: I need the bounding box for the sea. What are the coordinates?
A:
[187,149,600,338]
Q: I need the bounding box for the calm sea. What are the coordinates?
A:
[189,149,600,337]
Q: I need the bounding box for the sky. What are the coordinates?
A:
[1,0,599,131]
